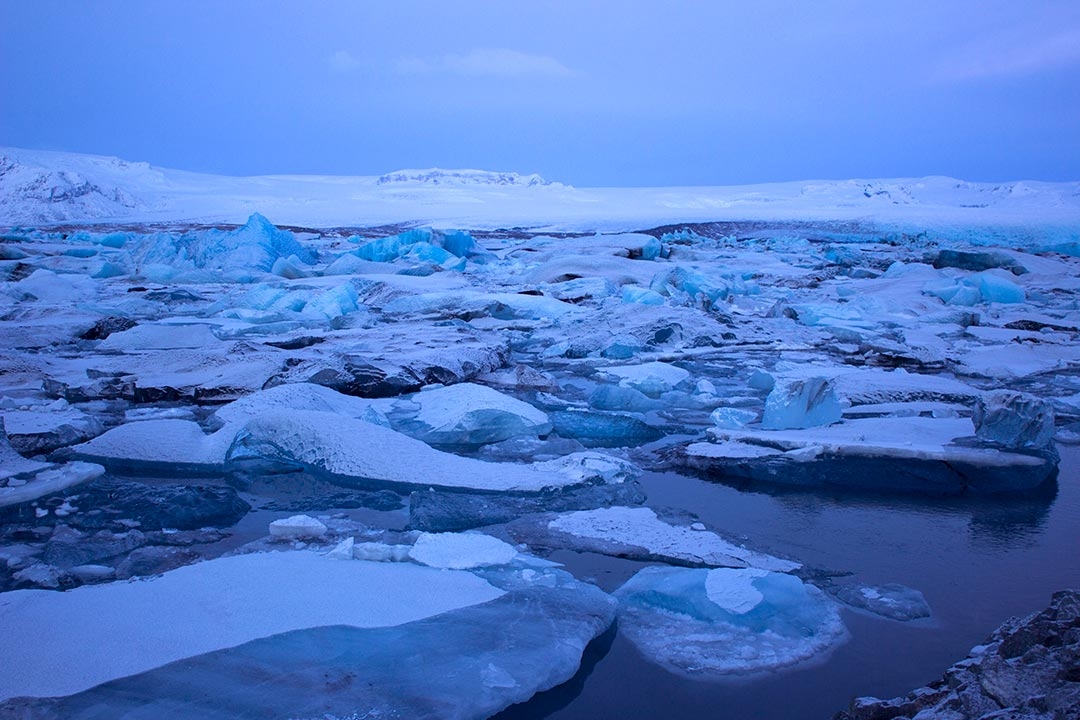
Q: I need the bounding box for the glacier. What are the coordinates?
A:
[1,147,1079,719]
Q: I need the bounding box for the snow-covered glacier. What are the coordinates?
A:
[1,147,1079,719]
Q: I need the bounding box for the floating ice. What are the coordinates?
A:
[97,322,221,351]
[408,532,519,569]
[711,406,758,429]
[68,418,235,474]
[268,514,328,539]
[230,410,582,492]
[396,382,552,445]
[597,361,691,396]
[614,566,846,677]
[762,377,842,430]
[974,390,1056,450]
[0,550,505,702]
[684,416,1056,494]
[550,409,663,447]
[541,506,798,571]
[833,583,931,621]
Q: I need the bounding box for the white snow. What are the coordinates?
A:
[547,507,799,572]
[404,382,552,444]
[4,147,1079,230]
[705,568,769,614]
[268,514,328,539]
[234,410,579,492]
[0,550,504,701]
[408,532,520,569]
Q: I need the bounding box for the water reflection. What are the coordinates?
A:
[685,471,1058,552]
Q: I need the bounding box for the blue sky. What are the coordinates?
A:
[2,1,1078,186]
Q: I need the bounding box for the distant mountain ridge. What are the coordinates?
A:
[1,146,1078,230]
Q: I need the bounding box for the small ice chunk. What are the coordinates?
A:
[269,515,327,539]
[762,377,842,430]
[324,537,355,560]
[408,532,518,570]
[710,407,757,429]
[598,362,691,397]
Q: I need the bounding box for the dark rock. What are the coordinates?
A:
[836,590,1080,720]
[79,317,137,341]
[115,546,202,579]
[43,526,147,568]
[933,250,1028,275]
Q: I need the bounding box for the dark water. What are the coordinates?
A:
[499,445,1080,720]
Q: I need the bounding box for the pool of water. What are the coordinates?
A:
[498,444,1080,720]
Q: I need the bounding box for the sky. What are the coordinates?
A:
[1,1,1079,186]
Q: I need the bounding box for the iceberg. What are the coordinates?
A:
[0,550,506,702]
[550,409,663,447]
[614,566,846,677]
[229,410,590,492]
[680,416,1057,494]
[394,382,552,446]
[974,390,1056,450]
[761,376,842,430]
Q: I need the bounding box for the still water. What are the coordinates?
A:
[499,445,1080,720]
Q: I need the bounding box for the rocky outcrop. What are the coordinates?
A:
[837,590,1080,720]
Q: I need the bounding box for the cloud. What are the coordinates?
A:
[935,25,1080,82]
[328,50,361,73]
[397,48,573,78]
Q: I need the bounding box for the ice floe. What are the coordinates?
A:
[614,566,846,677]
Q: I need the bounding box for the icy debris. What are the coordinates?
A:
[543,507,798,571]
[97,323,221,351]
[933,249,1028,275]
[533,451,641,485]
[621,285,666,305]
[0,421,55,481]
[14,269,98,304]
[68,419,235,473]
[710,406,758,429]
[213,382,390,426]
[0,550,505,702]
[353,541,412,562]
[833,583,931,621]
[550,409,663,447]
[973,390,1055,450]
[0,462,105,509]
[269,514,328,539]
[589,384,661,412]
[748,369,776,391]
[132,212,314,281]
[230,410,578,492]
[381,290,574,320]
[923,270,1025,306]
[398,382,552,445]
[762,377,842,430]
[597,361,691,396]
[614,566,846,677]
[408,532,519,569]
